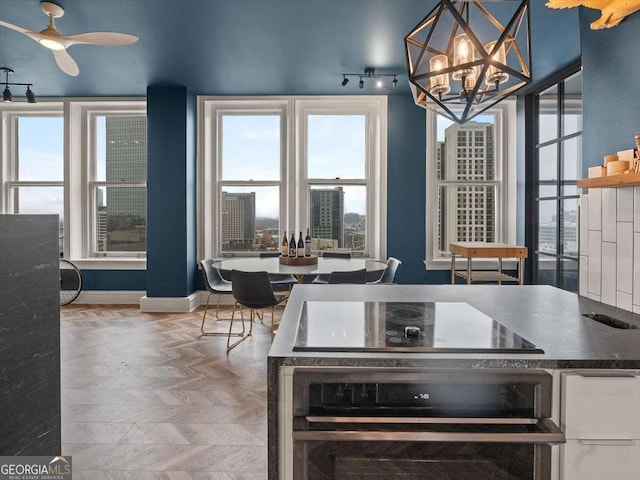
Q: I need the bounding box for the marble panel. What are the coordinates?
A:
[580,195,589,256]
[618,187,634,222]
[0,215,61,455]
[601,241,617,306]
[587,231,602,296]
[617,222,634,294]
[589,188,602,231]
[602,188,617,242]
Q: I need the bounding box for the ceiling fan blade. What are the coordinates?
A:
[62,31,138,47]
[52,49,79,76]
[0,19,33,35]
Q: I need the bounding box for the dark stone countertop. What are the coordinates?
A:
[268,284,640,369]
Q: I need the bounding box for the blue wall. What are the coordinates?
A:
[145,85,197,297]
[582,10,640,174]
[72,7,583,295]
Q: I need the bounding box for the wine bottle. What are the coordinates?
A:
[304,228,311,257]
[289,231,297,257]
[297,231,304,257]
[281,230,288,257]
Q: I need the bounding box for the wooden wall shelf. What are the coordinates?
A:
[578,172,640,189]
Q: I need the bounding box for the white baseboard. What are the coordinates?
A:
[75,290,145,305]
[140,292,202,312]
[72,290,236,312]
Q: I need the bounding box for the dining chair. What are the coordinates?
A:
[231,270,289,344]
[367,257,402,284]
[259,251,297,290]
[200,259,249,351]
[311,251,353,284]
[328,268,367,284]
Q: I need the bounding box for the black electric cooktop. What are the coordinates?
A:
[293,301,544,353]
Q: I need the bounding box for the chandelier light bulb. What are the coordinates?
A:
[429,54,451,97]
[484,40,510,87]
[452,33,475,81]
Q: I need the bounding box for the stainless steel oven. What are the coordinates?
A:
[291,368,565,480]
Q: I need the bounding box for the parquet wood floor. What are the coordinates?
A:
[61,304,277,480]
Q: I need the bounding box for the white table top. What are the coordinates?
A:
[212,256,387,275]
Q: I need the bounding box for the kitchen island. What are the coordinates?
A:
[268,285,640,480]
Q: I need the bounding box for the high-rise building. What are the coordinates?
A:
[310,187,344,248]
[221,192,256,250]
[440,122,496,250]
[105,116,147,252]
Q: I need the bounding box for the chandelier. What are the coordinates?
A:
[404,0,531,124]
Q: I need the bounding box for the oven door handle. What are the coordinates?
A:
[293,417,566,444]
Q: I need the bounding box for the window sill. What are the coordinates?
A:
[68,258,147,270]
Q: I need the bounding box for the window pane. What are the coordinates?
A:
[437,114,495,181]
[436,185,497,257]
[538,184,557,199]
[561,197,578,257]
[536,254,557,287]
[96,116,147,182]
[14,186,64,254]
[307,115,365,179]
[18,117,64,181]
[538,84,558,144]
[560,258,578,292]
[221,115,280,181]
[309,185,365,252]
[562,137,582,181]
[220,186,280,253]
[563,72,582,137]
[96,186,146,253]
[538,200,557,254]
[562,185,578,197]
[538,144,557,181]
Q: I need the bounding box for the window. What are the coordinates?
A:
[1,111,64,253]
[198,96,387,259]
[425,100,517,269]
[0,99,146,268]
[531,68,582,292]
[90,113,147,256]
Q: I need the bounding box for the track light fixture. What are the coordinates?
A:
[1,67,38,103]
[341,68,399,89]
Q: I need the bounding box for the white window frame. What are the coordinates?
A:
[425,100,517,270]
[0,104,65,221]
[0,98,146,270]
[82,105,147,259]
[197,95,387,261]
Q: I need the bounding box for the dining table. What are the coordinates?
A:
[212,256,388,283]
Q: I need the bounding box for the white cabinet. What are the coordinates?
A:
[561,372,640,480]
[563,440,640,480]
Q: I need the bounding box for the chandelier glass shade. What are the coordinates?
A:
[404,0,531,124]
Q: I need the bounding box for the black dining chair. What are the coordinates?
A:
[200,259,249,350]
[367,257,402,284]
[311,251,352,284]
[231,270,289,344]
[259,251,297,290]
[328,268,367,284]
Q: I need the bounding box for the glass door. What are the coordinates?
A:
[532,69,582,291]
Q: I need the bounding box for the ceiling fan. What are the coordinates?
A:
[0,1,138,77]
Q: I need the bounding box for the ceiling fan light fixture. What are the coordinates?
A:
[39,38,65,50]
[3,87,11,102]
